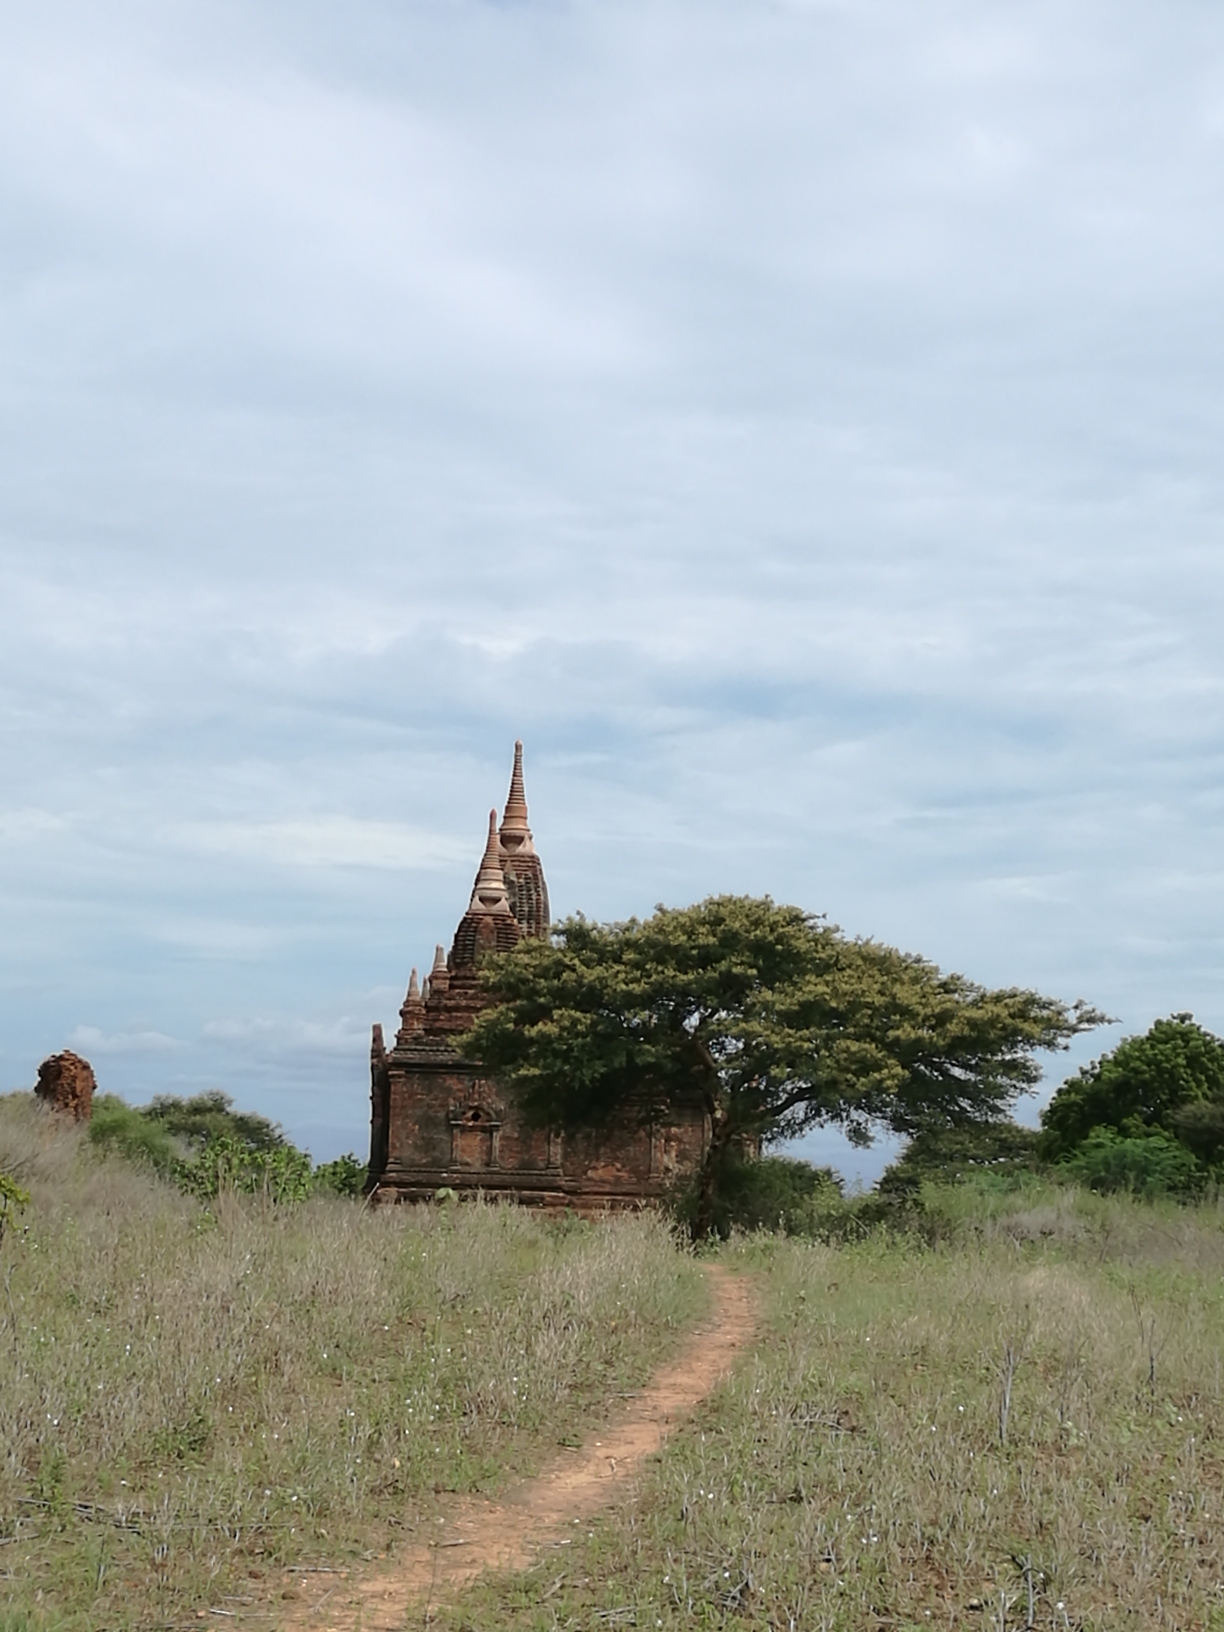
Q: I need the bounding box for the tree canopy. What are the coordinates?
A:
[463,894,1103,1238]
[1039,1014,1224,1176]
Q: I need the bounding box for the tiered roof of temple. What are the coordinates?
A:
[385,741,551,1054]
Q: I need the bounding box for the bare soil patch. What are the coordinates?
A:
[280,1263,757,1630]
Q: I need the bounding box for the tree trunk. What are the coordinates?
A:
[690,1107,735,1243]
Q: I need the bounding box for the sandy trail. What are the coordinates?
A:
[280,1264,757,1630]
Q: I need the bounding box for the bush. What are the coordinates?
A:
[878,1121,1040,1199]
[668,1153,843,1239]
[1059,1124,1204,1198]
[88,1094,182,1172]
[140,1089,287,1153]
[313,1152,366,1197]
[173,1135,314,1204]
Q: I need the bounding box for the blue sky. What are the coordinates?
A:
[2,0,1222,1183]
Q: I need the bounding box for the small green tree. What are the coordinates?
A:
[464,895,1103,1241]
[1040,1014,1224,1168]
[878,1120,1040,1198]
[313,1153,366,1198]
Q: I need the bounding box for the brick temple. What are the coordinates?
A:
[366,743,708,1209]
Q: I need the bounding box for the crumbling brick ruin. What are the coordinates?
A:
[35,1050,96,1122]
[367,742,709,1210]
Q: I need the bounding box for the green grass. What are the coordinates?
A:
[0,1096,707,1630]
[442,1181,1224,1632]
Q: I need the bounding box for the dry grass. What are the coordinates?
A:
[0,1096,707,1631]
[443,1185,1224,1632]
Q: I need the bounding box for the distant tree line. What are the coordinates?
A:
[89,1089,365,1201]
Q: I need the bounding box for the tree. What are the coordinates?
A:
[463,895,1103,1240]
[1039,1014,1224,1166]
[877,1120,1040,1199]
[141,1090,287,1153]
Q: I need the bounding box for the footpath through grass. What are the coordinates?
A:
[0,1098,706,1631]
[444,1184,1224,1632]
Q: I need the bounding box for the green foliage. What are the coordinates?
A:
[141,1089,287,1153]
[668,1154,843,1239]
[1059,1124,1204,1199]
[1040,1014,1224,1161]
[88,1093,182,1172]
[1039,1015,1224,1199]
[0,1170,30,1245]
[464,894,1102,1239]
[173,1135,313,1203]
[312,1151,366,1197]
[88,1091,324,1203]
[878,1120,1040,1198]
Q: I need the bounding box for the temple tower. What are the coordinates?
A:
[365,742,707,1208]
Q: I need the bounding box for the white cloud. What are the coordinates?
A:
[168,817,472,871]
[68,1025,181,1055]
[201,1015,369,1055]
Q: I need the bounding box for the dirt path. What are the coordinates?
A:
[280,1264,757,1631]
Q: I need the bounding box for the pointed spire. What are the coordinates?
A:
[430,942,450,993]
[395,967,425,1043]
[467,811,513,915]
[499,739,535,854]
[401,967,423,1014]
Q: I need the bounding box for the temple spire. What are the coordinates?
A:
[467,810,513,914]
[430,943,450,993]
[395,967,425,1042]
[402,967,423,1012]
[499,739,535,854]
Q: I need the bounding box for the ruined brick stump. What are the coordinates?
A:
[35,1051,96,1122]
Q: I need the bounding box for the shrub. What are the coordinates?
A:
[173,1134,314,1203]
[878,1120,1040,1198]
[312,1152,366,1197]
[668,1153,842,1239]
[1059,1124,1204,1198]
[88,1093,182,1172]
[140,1089,287,1153]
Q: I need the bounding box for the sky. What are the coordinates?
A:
[2,0,1223,1184]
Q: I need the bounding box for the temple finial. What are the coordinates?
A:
[467,810,512,914]
[430,942,450,993]
[499,739,534,854]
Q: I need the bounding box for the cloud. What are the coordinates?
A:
[68,1025,181,1055]
[200,1015,370,1055]
[1,0,1222,1165]
[168,817,473,871]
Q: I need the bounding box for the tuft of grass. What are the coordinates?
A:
[0,1095,706,1631]
[444,1188,1224,1632]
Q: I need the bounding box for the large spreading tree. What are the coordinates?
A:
[463,894,1104,1239]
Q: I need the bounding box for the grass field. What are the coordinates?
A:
[445,1186,1224,1632]
[0,1097,707,1631]
[8,1094,1224,1632]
